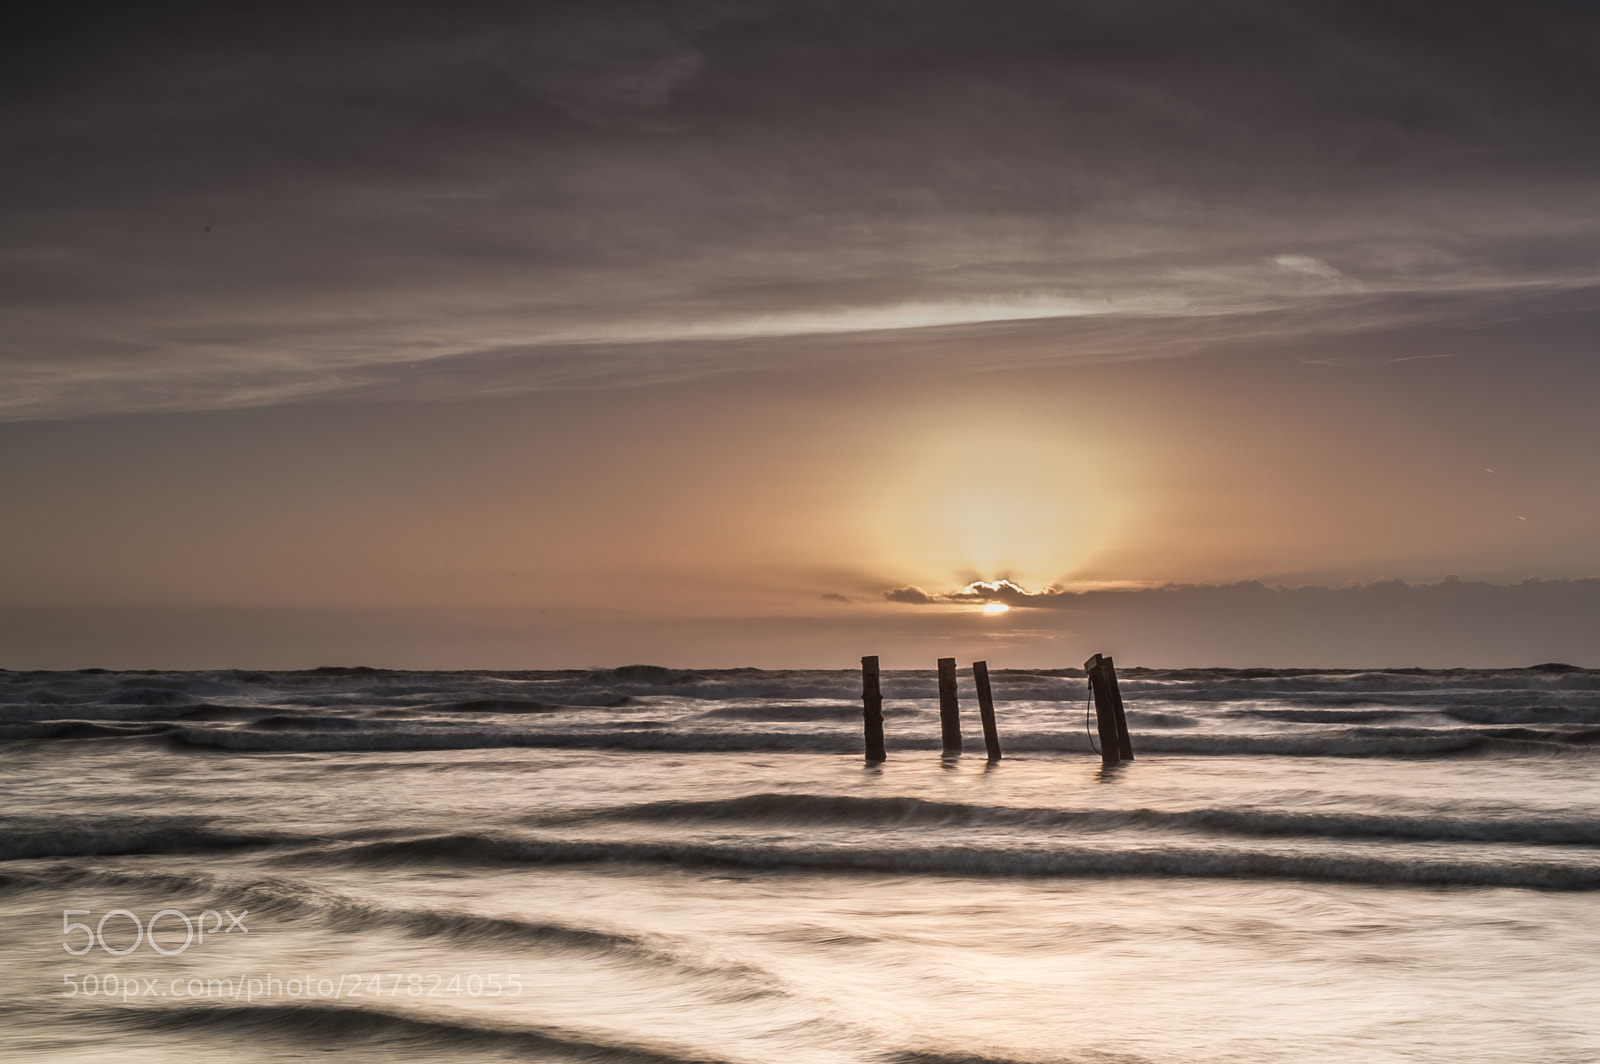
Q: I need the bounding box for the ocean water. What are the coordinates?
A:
[2,664,1599,1062]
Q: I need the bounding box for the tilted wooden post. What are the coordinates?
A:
[1102,654,1134,761]
[861,655,886,762]
[936,657,963,754]
[1084,653,1123,765]
[972,660,1003,761]
[1084,653,1135,763]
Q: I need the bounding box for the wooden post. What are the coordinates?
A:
[861,655,886,762]
[972,660,1002,761]
[1084,653,1123,765]
[936,657,962,754]
[1102,654,1135,762]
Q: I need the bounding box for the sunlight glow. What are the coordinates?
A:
[869,417,1117,589]
[982,602,1010,614]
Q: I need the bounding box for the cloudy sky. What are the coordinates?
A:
[4,0,1600,668]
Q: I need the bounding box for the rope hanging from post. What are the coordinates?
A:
[1085,678,1101,757]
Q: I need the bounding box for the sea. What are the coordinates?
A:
[2,663,1598,1063]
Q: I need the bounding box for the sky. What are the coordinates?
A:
[4,0,1600,669]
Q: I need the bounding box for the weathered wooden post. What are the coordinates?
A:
[1103,654,1134,761]
[861,655,886,762]
[972,660,1003,761]
[1084,653,1134,763]
[936,657,962,754]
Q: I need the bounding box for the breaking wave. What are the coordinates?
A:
[563,792,1600,846]
[102,1003,730,1063]
[313,833,1600,890]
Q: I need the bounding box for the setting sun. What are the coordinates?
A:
[982,602,1010,614]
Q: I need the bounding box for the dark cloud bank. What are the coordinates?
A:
[882,578,1600,667]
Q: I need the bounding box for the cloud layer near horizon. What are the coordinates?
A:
[7,0,1600,420]
[9,575,1600,670]
[883,574,1600,612]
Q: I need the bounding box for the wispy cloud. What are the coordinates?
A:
[1296,351,1460,367]
[7,1,1600,421]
